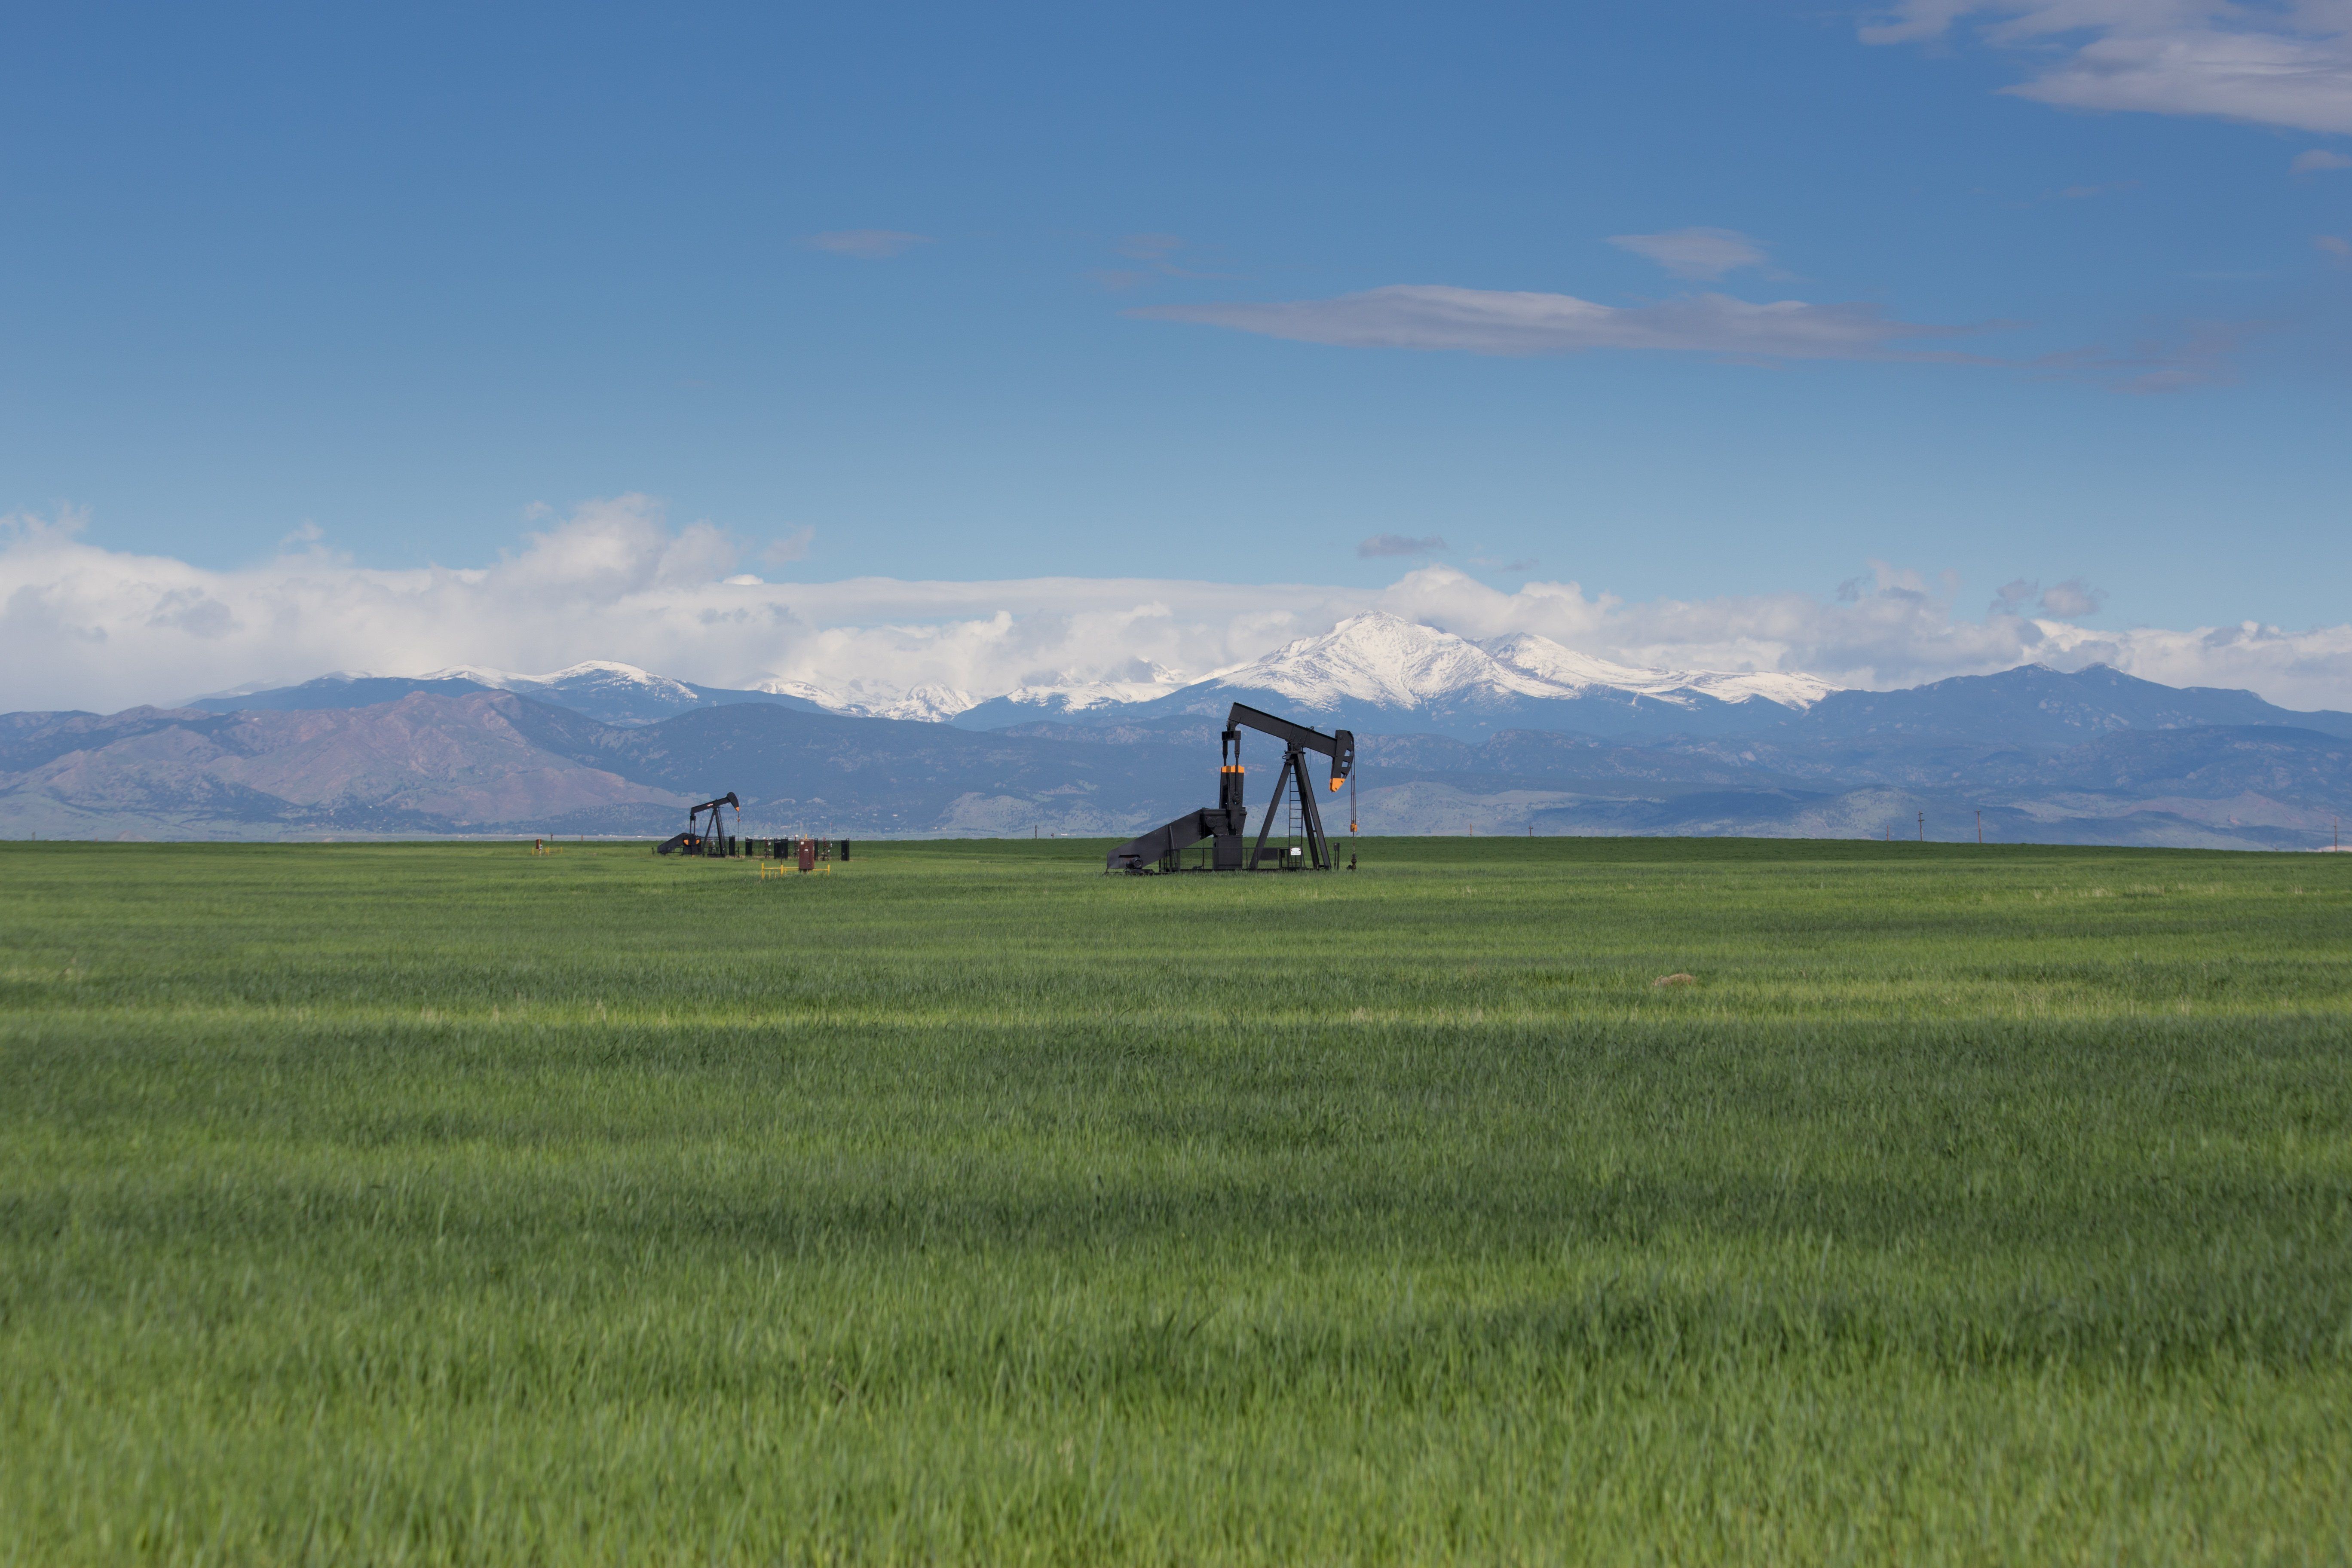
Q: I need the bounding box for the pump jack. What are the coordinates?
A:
[655,791,739,855]
[1106,704,1354,873]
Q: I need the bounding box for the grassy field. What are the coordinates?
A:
[1,836,2348,1565]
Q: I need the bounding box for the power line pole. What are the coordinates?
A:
[1976,809,1982,845]
[1917,811,1924,842]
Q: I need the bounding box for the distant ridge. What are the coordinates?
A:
[187,662,831,727]
[11,665,2352,848]
[177,615,2352,748]
[1785,663,2352,746]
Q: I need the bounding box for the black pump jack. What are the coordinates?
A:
[655,791,739,855]
[1106,704,1354,873]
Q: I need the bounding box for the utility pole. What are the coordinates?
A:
[1976,809,1982,845]
[1917,811,1924,842]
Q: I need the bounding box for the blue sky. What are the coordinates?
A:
[2,1,2349,710]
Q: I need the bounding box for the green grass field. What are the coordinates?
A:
[2,836,2348,1565]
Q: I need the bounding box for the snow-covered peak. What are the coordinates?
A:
[983,662,1192,715]
[872,683,979,722]
[1676,668,1837,709]
[1481,632,1834,710]
[755,677,978,723]
[1182,612,1834,721]
[415,660,702,704]
[754,677,839,706]
[417,664,529,688]
[1475,634,1687,696]
[530,661,696,696]
[1207,612,1564,708]
[1000,678,1185,712]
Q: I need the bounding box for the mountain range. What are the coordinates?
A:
[952,614,1836,739]
[184,616,1848,741]
[9,616,2350,849]
[182,614,2352,751]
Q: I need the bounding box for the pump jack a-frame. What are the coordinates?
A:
[1106,704,1354,873]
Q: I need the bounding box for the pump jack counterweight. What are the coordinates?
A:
[1106,704,1354,873]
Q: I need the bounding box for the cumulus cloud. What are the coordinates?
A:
[1378,561,2352,710]
[1989,576,2116,620]
[2037,577,2106,617]
[802,230,933,259]
[8,500,2352,715]
[2293,147,2352,169]
[1990,576,2041,614]
[0,499,1358,715]
[1136,284,1983,362]
[1864,2,2352,135]
[1357,533,1448,558]
[1608,227,1771,280]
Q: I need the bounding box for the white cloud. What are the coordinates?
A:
[1865,2,2352,134]
[2037,577,2106,617]
[802,230,933,259]
[1136,284,1982,362]
[8,501,2352,715]
[2293,146,2352,169]
[1608,228,1770,280]
[2318,233,2352,260]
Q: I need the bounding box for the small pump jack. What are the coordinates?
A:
[655,791,739,855]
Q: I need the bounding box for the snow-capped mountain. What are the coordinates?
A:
[187,617,1840,742]
[957,613,1838,741]
[1479,633,1834,710]
[1208,615,1566,710]
[450,661,710,724]
[948,669,1191,728]
[757,678,979,723]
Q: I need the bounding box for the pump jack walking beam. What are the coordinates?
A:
[1104,703,1354,873]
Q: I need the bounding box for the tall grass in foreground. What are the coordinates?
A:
[1,837,2348,1564]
